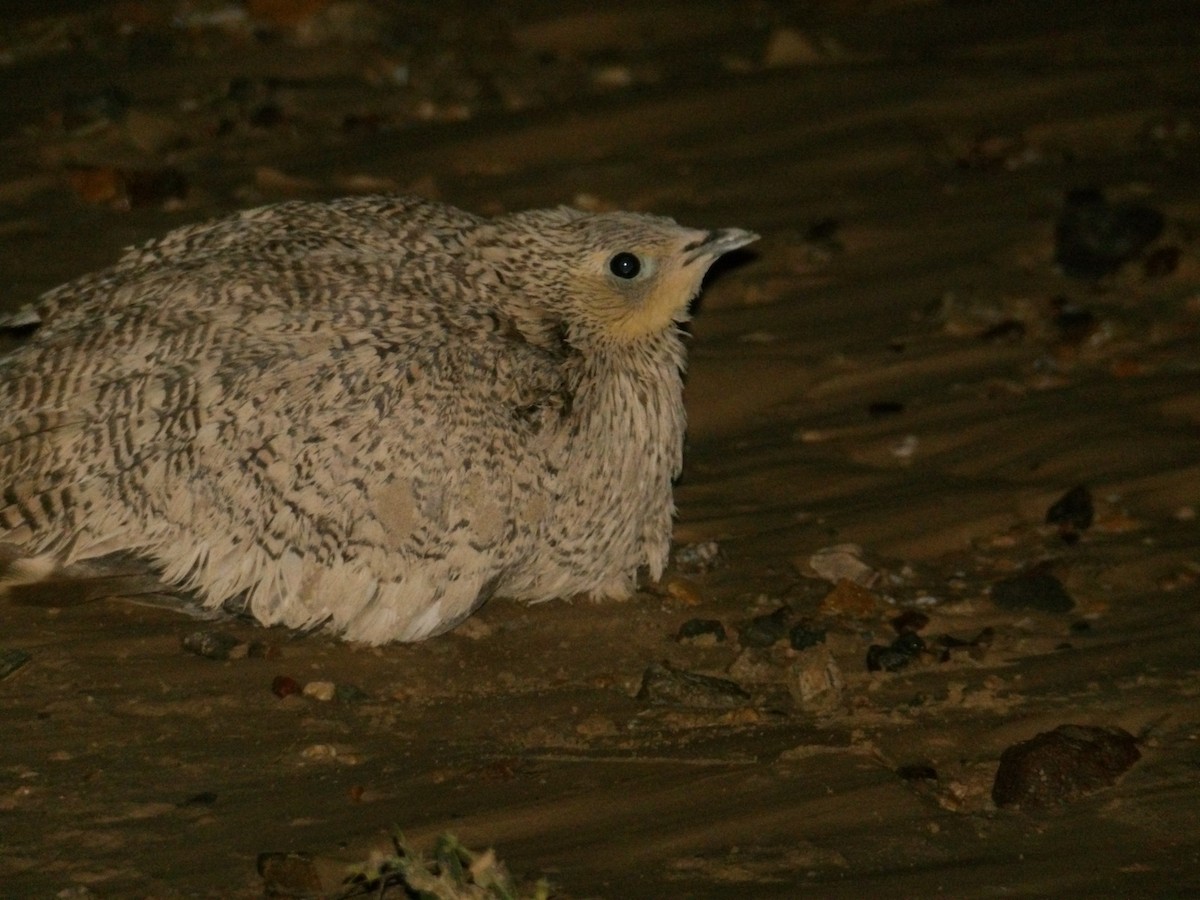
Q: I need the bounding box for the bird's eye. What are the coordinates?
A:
[608,252,642,279]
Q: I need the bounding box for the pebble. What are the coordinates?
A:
[804,543,878,587]
[726,648,777,684]
[868,400,905,417]
[181,630,244,661]
[866,638,919,673]
[676,618,727,645]
[788,622,827,651]
[181,791,218,807]
[271,675,301,699]
[257,853,324,896]
[335,683,370,704]
[936,626,995,662]
[1142,245,1181,277]
[1045,484,1094,534]
[992,724,1140,809]
[636,662,750,709]
[302,680,337,702]
[786,645,843,710]
[891,610,930,634]
[1054,188,1165,279]
[672,540,722,573]
[738,606,791,648]
[819,578,883,619]
[897,763,939,782]
[991,571,1075,613]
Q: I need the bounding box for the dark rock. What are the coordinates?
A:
[992,724,1140,809]
[181,630,243,660]
[897,763,938,782]
[334,683,370,704]
[271,675,301,699]
[866,643,912,673]
[182,791,218,807]
[892,632,926,656]
[636,662,750,709]
[991,572,1074,613]
[1143,245,1181,278]
[1051,300,1098,345]
[805,216,840,244]
[1055,188,1164,279]
[867,400,904,417]
[867,628,927,672]
[257,852,323,895]
[676,618,727,643]
[1046,484,1094,532]
[980,319,1026,342]
[891,610,930,634]
[788,622,827,651]
[738,606,791,648]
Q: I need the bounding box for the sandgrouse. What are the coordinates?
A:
[0,195,756,643]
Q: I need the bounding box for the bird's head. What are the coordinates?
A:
[479,207,758,347]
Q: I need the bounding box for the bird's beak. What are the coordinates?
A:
[682,228,760,266]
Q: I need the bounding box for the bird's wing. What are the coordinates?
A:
[0,244,568,640]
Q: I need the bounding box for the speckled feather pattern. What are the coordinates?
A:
[0,195,756,643]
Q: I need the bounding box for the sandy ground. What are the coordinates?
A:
[1,1,1199,896]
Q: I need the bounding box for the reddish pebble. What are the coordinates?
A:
[271,675,301,698]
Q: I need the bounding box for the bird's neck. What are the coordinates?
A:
[562,331,687,492]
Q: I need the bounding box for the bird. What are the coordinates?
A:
[0,194,757,644]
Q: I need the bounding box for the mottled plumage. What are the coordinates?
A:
[0,195,756,643]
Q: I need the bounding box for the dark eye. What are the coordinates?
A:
[608,252,641,279]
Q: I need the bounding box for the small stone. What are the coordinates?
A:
[1054,188,1165,279]
[991,572,1074,613]
[1143,245,1181,278]
[271,675,301,698]
[867,400,904,417]
[897,764,938,782]
[891,610,930,634]
[673,540,722,573]
[1046,484,1094,532]
[181,791,218,806]
[867,642,913,673]
[334,683,369,703]
[302,680,336,702]
[676,618,727,644]
[257,852,323,896]
[636,662,750,709]
[726,648,777,684]
[247,641,280,659]
[787,622,826,651]
[992,724,1140,809]
[738,606,790,648]
[663,577,705,606]
[763,27,837,67]
[819,579,883,619]
[786,645,843,710]
[181,630,243,660]
[892,632,926,656]
[804,543,877,587]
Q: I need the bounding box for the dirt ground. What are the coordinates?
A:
[2,1,1199,897]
